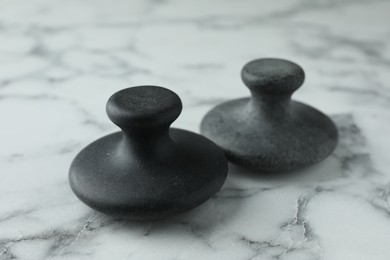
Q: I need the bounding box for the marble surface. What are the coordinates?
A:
[1,0,390,259]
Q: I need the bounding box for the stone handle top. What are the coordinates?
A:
[241,58,305,97]
[106,85,183,130]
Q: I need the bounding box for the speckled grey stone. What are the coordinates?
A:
[200,58,338,172]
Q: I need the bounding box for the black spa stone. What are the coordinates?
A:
[200,58,338,172]
[69,86,228,220]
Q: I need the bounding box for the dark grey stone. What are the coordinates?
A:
[200,58,338,172]
[69,86,228,220]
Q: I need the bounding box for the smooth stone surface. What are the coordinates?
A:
[2,0,390,259]
[69,86,228,220]
[201,58,338,172]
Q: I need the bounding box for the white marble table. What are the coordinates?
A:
[1,0,390,259]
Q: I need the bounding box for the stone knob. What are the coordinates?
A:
[241,58,304,96]
[201,58,338,172]
[69,86,228,220]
